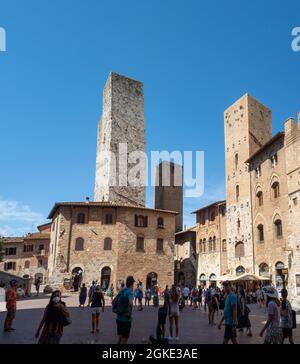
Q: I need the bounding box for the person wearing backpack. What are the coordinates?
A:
[280,288,294,344]
[113,276,135,344]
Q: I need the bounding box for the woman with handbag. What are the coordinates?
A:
[35,290,71,344]
[237,287,252,336]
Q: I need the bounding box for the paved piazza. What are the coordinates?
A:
[1,292,300,344]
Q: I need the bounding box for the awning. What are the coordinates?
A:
[219,273,271,282]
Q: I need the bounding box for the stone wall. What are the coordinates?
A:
[94,73,146,206]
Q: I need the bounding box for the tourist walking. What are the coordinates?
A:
[197,286,203,308]
[280,288,294,344]
[113,276,135,344]
[79,283,87,307]
[259,286,282,344]
[35,290,71,344]
[34,277,42,296]
[168,285,180,342]
[137,284,143,311]
[191,287,198,309]
[145,288,151,306]
[88,281,96,306]
[90,285,105,333]
[182,285,189,305]
[237,286,252,336]
[3,279,17,333]
[134,285,139,306]
[218,281,238,344]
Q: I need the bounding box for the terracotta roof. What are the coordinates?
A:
[192,200,226,214]
[245,132,285,164]
[48,201,178,219]
[175,226,197,236]
[2,237,24,244]
[24,233,50,241]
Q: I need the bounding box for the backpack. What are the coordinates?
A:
[112,290,130,316]
[205,289,211,301]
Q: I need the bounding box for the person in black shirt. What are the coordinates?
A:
[90,285,105,333]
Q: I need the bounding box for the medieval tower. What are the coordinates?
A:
[94,72,146,206]
[155,161,183,232]
[224,94,272,276]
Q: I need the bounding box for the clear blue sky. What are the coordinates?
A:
[1,0,300,235]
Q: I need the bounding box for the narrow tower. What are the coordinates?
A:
[224,94,272,275]
[94,72,146,206]
[155,161,183,232]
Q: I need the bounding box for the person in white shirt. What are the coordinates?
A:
[16,285,25,298]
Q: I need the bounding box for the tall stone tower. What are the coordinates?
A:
[94,72,146,206]
[155,161,183,232]
[224,94,272,275]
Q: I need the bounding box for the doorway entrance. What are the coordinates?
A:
[101,267,111,291]
[146,272,158,291]
[72,267,83,292]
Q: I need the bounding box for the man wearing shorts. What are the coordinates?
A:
[116,276,134,344]
[218,281,238,344]
[90,285,105,333]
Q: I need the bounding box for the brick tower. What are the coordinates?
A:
[155,161,183,232]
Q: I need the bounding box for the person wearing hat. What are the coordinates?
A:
[259,286,282,344]
[116,275,135,344]
[3,279,17,332]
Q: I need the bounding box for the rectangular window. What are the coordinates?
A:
[136,237,144,252]
[4,262,16,271]
[23,245,34,252]
[5,247,17,256]
[156,239,164,252]
[38,244,44,251]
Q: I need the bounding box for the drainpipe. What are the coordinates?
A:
[66,207,73,272]
[248,163,256,275]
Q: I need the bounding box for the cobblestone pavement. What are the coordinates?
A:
[1,293,300,344]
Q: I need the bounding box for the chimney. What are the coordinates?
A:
[86,197,90,204]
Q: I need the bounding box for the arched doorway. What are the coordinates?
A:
[199,274,207,286]
[101,267,111,291]
[275,261,285,293]
[146,272,158,291]
[236,266,245,276]
[209,274,217,283]
[72,267,83,292]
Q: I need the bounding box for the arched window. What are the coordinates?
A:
[199,239,203,253]
[236,185,240,202]
[235,153,239,170]
[210,210,215,222]
[104,237,112,250]
[105,214,113,225]
[259,263,269,278]
[75,238,84,251]
[209,237,213,252]
[272,181,280,199]
[274,219,283,239]
[156,239,164,252]
[203,239,206,253]
[222,239,227,252]
[77,213,85,224]
[213,236,216,252]
[157,217,164,228]
[235,242,245,258]
[136,237,144,252]
[236,266,245,276]
[257,191,263,206]
[257,224,264,243]
[24,260,30,269]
